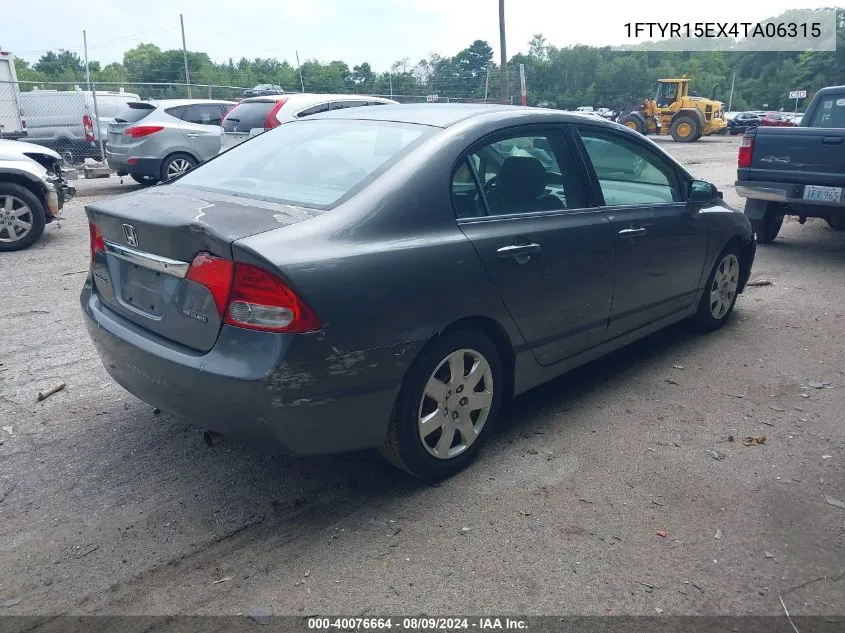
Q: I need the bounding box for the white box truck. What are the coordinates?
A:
[0,50,26,139]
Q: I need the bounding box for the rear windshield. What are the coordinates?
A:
[113,103,155,123]
[174,120,431,208]
[222,101,275,132]
[808,95,845,128]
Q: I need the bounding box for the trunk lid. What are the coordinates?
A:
[747,127,845,187]
[87,186,318,352]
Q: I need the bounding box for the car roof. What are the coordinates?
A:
[135,98,238,108]
[239,93,393,105]
[305,103,621,129]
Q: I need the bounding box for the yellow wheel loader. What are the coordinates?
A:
[618,77,727,142]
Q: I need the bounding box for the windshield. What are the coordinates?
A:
[174,119,431,208]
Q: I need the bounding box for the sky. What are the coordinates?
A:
[2,0,835,71]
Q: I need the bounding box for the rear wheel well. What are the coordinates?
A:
[438,316,516,401]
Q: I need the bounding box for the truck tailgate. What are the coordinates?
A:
[745,127,845,187]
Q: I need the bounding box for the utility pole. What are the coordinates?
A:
[296,52,305,92]
[83,30,105,164]
[180,14,191,97]
[519,63,526,106]
[484,64,490,103]
[498,0,508,104]
[727,71,736,112]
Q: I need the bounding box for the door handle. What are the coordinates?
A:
[497,243,541,258]
[618,227,647,237]
[822,136,844,145]
[186,133,201,138]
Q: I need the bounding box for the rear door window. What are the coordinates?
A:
[330,100,369,110]
[164,105,188,120]
[222,101,275,132]
[184,104,226,125]
[297,103,331,118]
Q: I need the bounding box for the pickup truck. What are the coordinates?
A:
[735,84,845,243]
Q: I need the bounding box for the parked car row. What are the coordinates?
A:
[106,93,396,185]
[727,110,801,135]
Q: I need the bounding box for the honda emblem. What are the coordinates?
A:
[122,224,138,247]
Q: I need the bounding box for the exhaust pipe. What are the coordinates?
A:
[203,430,223,446]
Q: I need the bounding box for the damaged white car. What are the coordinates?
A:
[0,140,75,252]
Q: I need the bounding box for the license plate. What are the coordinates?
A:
[803,185,843,203]
[121,263,165,316]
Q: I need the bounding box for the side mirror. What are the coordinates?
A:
[688,180,718,204]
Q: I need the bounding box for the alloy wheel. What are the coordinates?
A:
[709,253,739,319]
[0,195,34,243]
[166,158,193,180]
[418,348,494,460]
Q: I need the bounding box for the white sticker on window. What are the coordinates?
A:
[836,98,845,107]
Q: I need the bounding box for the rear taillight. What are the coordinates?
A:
[738,135,755,168]
[89,223,105,267]
[185,253,320,333]
[264,98,288,129]
[124,125,164,138]
[83,114,94,142]
[185,253,233,317]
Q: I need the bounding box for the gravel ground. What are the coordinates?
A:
[0,136,843,617]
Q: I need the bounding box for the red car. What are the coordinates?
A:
[760,112,797,127]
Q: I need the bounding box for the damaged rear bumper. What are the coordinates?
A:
[80,283,411,455]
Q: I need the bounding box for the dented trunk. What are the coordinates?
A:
[86,186,319,352]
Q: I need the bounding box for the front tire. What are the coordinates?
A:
[379,330,504,480]
[670,115,700,142]
[693,247,742,332]
[159,153,197,182]
[0,183,47,252]
[826,214,845,231]
[619,114,645,135]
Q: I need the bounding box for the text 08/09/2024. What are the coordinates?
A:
[624,22,823,39]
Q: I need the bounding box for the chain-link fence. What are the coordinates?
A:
[1,79,521,165]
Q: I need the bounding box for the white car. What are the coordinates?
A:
[220,93,397,151]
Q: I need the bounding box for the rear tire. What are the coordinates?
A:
[0,183,47,252]
[826,214,845,231]
[693,245,742,332]
[379,330,504,480]
[670,115,700,142]
[159,153,197,182]
[619,114,645,135]
[748,202,784,244]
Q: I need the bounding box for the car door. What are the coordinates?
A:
[180,103,226,161]
[574,125,709,338]
[454,126,615,366]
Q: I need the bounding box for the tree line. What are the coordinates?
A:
[13,8,845,111]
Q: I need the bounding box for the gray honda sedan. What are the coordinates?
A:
[81,104,756,479]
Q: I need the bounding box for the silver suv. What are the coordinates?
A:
[106,99,236,184]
